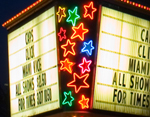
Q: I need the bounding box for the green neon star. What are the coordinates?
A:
[66,6,80,26]
[62,91,74,106]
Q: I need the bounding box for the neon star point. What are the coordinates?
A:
[60,58,74,74]
[61,39,76,57]
[71,23,89,41]
[66,6,80,26]
[58,27,66,41]
[67,73,89,93]
[78,57,92,74]
[62,91,74,106]
[83,1,97,20]
[78,95,89,109]
[56,6,66,22]
[81,40,94,56]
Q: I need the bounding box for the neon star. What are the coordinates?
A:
[71,23,89,41]
[56,6,66,22]
[62,91,74,106]
[61,39,76,57]
[78,57,92,74]
[60,58,74,74]
[78,95,89,109]
[66,6,80,26]
[81,40,94,56]
[58,27,66,41]
[67,73,89,93]
[83,2,97,20]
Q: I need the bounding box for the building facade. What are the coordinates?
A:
[2,0,150,116]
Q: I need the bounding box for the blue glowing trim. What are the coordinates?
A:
[81,40,94,56]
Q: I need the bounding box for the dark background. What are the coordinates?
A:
[0,0,149,117]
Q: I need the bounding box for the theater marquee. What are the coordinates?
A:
[93,6,150,116]
[8,7,60,117]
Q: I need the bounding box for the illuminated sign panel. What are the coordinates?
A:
[93,6,150,116]
[8,7,60,117]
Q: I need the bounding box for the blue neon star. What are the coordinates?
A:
[62,91,74,106]
[66,6,80,26]
[81,40,94,56]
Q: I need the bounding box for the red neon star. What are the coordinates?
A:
[83,1,97,20]
[67,73,89,93]
[61,39,76,57]
[60,58,74,74]
[56,6,66,22]
[78,95,89,109]
[78,57,92,74]
[71,23,89,41]
[58,27,66,41]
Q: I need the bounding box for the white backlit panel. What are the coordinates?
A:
[8,7,60,117]
[93,6,150,116]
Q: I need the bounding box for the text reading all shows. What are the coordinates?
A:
[112,72,150,108]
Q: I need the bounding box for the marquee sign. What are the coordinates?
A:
[8,7,60,117]
[5,0,150,116]
[93,6,150,116]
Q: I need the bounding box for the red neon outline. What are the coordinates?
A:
[78,95,89,109]
[58,27,67,41]
[83,1,97,20]
[67,73,89,93]
[71,23,89,41]
[56,6,66,23]
[60,58,74,74]
[78,57,92,74]
[61,39,76,57]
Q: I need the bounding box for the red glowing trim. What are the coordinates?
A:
[129,1,132,4]
[67,73,89,93]
[141,5,143,8]
[60,58,74,74]
[83,1,97,20]
[61,39,76,57]
[2,0,43,27]
[56,6,66,23]
[71,23,89,41]
[78,57,92,74]
[58,27,67,41]
[119,0,150,11]
[135,3,138,7]
[78,95,89,109]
